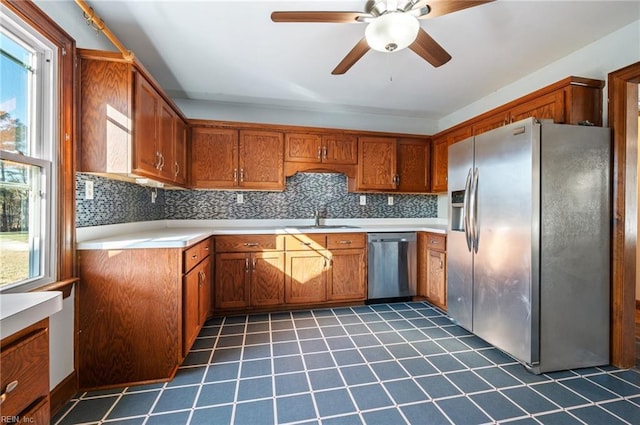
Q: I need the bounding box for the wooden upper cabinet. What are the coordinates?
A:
[191,128,239,188]
[78,49,187,186]
[133,73,160,176]
[285,133,323,163]
[472,110,509,136]
[174,118,188,185]
[431,126,472,193]
[510,90,565,124]
[284,131,358,168]
[356,136,397,190]
[191,128,284,190]
[239,130,285,190]
[396,138,430,193]
[322,134,358,164]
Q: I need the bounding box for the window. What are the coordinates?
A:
[0,4,57,290]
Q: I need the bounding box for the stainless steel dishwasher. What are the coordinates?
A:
[367,232,417,301]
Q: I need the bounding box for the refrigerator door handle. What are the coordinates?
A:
[463,168,473,251]
[471,167,480,253]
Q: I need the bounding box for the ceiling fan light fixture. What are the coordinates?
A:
[365,12,420,52]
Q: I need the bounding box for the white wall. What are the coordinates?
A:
[439,20,640,131]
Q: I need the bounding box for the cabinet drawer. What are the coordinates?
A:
[184,238,212,272]
[426,233,446,251]
[326,233,366,250]
[284,234,327,251]
[1,328,49,418]
[216,235,284,252]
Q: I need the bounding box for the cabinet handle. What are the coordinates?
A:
[338,240,352,244]
[233,168,238,182]
[430,239,440,244]
[204,246,209,251]
[317,147,322,159]
[174,162,180,177]
[440,255,444,269]
[154,151,161,169]
[252,258,257,271]
[158,153,165,170]
[323,146,328,159]
[243,242,259,247]
[300,242,312,246]
[245,258,249,272]
[0,380,18,405]
[240,169,244,182]
[191,254,198,260]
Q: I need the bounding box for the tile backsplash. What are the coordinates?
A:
[76,173,438,227]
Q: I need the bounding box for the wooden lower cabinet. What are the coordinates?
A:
[1,319,50,425]
[418,232,447,310]
[214,251,285,309]
[327,248,366,301]
[214,233,366,312]
[285,250,329,304]
[78,237,213,389]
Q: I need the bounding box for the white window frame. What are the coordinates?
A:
[1,4,58,292]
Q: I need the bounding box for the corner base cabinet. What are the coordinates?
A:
[78,237,213,389]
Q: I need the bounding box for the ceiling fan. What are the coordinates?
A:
[271,0,494,75]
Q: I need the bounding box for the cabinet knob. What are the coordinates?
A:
[191,254,198,260]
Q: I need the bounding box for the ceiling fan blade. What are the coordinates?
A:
[271,11,368,23]
[332,38,370,75]
[419,0,494,19]
[409,28,452,67]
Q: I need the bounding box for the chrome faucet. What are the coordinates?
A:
[314,208,321,227]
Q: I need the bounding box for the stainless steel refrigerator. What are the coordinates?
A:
[447,118,611,374]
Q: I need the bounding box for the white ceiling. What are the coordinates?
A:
[76,0,639,123]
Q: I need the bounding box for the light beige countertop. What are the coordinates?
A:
[0,291,63,339]
[76,219,447,250]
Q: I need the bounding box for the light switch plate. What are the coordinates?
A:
[237,193,244,204]
[359,195,366,205]
[388,196,394,206]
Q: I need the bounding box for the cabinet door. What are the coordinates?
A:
[427,249,447,310]
[397,138,430,193]
[251,252,285,306]
[327,249,366,301]
[285,251,328,304]
[322,134,357,164]
[285,133,322,163]
[357,136,397,190]
[191,128,239,188]
[417,232,429,297]
[239,130,284,190]
[431,127,472,193]
[472,111,509,136]
[133,74,160,175]
[215,253,250,309]
[157,100,176,182]
[198,256,212,324]
[183,266,200,356]
[431,136,449,193]
[173,117,188,185]
[510,90,565,124]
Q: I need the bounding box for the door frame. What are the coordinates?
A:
[608,62,640,368]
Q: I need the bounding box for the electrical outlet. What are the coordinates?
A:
[388,196,394,206]
[359,195,366,206]
[151,190,157,204]
[237,193,244,204]
[85,180,94,200]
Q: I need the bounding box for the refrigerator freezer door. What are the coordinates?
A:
[472,119,539,366]
[447,137,474,331]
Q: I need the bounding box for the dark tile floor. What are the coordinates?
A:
[54,302,640,425]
